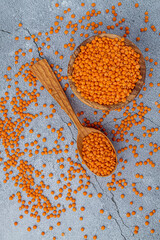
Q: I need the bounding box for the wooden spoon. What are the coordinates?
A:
[68,33,146,111]
[31,59,118,177]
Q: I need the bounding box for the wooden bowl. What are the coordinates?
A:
[68,33,146,111]
[77,127,118,177]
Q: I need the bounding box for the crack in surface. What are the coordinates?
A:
[90,177,111,203]
[58,114,77,143]
[76,157,81,163]
[110,192,134,235]
[143,116,160,128]
[92,176,134,236]
[67,125,77,143]
[0,29,11,34]
[106,113,160,128]
[22,27,43,59]
[90,181,103,198]
[93,177,134,236]
[94,175,104,193]
[112,216,127,240]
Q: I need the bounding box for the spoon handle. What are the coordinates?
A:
[31,59,83,130]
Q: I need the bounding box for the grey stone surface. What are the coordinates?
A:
[0,0,160,239]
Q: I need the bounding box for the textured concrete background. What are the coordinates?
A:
[0,0,160,239]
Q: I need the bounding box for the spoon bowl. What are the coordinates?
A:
[31,59,117,177]
[77,126,118,177]
[68,33,146,110]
